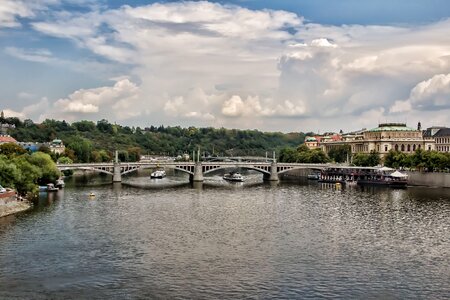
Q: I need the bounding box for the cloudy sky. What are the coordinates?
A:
[1,0,450,133]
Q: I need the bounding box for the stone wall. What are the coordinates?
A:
[406,171,450,188]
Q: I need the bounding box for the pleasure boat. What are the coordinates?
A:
[150,170,166,179]
[223,172,244,182]
[56,178,65,188]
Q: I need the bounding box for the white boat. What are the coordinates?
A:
[56,179,65,188]
[46,183,59,192]
[307,173,320,180]
[150,170,166,179]
[223,172,244,182]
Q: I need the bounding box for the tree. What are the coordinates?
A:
[67,136,93,162]
[0,155,20,189]
[27,152,60,185]
[72,120,96,132]
[13,156,41,195]
[127,147,142,162]
[328,145,351,163]
[0,143,27,158]
[279,147,298,163]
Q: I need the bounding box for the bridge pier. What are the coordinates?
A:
[191,162,204,182]
[113,163,122,182]
[264,162,279,181]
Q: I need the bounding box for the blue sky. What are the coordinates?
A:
[1,0,450,132]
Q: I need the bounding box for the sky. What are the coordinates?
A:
[1,0,450,133]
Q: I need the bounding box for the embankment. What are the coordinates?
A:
[406,171,450,188]
[0,191,32,218]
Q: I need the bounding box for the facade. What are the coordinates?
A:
[48,139,65,154]
[304,136,319,149]
[433,128,450,153]
[320,123,431,157]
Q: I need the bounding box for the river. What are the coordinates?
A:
[0,171,449,299]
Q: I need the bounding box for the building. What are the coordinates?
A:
[0,135,17,145]
[48,139,65,155]
[304,136,319,149]
[0,110,15,135]
[433,128,450,153]
[320,122,431,157]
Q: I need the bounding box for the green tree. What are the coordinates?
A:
[328,145,351,163]
[13,156,41,195]
[67,136,93,162]
[0,143,27,158]
[27,152,60,185]
[0,155,20,189]
[279,147,298,163]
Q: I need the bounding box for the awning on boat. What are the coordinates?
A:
[378,166,394,172]
[390,171,408,178]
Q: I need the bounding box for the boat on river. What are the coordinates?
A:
[150,170,166,179]
[319,166,408,188]
[55,178,65,188]
[356,170,408,188]
[223,172,244,182]
[307,173,320,180]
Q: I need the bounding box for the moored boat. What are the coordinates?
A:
[55,178,65,188]
[307,173,320,180]
[46,183,59,192]
[319,166,408,188]
[223,172,244,182]
[150,170,166,179]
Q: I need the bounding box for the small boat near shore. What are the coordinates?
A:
[56,179,65,189]
[39,183,59,192]
[150,170,166,179]
[223,172,244,182]
[307,173,320,180]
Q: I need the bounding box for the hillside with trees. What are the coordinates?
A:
[8,117,309,163]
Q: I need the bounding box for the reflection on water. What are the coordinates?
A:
[0,173,449,299]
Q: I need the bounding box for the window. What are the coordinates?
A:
[395,144,398,151]
[413,144,416,151]
[407,144,410,151]
[385,145,388,152]
[401,144,405,151]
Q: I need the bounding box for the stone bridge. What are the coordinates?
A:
[57,161,330,183]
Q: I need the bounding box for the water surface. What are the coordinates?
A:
[0,174,449,299]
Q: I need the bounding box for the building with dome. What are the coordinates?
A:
[320,122,435,158]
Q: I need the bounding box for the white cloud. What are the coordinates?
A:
[4,1,450,131]
[4,47,53,63]
[408,73,450,108]
[45,79,140,121]
[0,1,32,28]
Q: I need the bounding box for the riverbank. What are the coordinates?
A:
[0,191,32,218]
[406,171,450,188]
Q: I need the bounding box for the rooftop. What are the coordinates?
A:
[367,123,417,132]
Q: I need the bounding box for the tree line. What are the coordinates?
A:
[278,144,450,171]
[8,118,309,163]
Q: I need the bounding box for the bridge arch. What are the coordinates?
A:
[58,166,113,176]
[277,166,324,175]
[202,165,271,175]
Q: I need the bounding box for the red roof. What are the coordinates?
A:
[0,135,17,143]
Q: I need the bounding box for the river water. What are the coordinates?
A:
[0,171,449,299]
